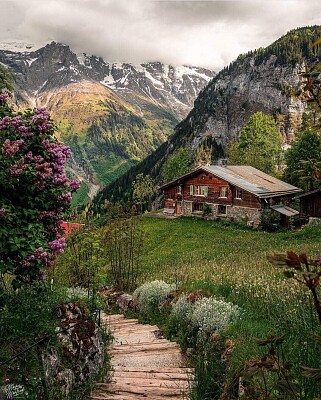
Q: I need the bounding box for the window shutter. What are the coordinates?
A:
[204,186,208,197]
[190,185,194,195]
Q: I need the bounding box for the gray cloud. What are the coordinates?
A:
[0,0,320,70]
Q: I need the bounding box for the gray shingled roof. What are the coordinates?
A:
[159,165,302,198]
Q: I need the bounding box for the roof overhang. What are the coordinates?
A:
[270,205,300,217]
[258,189,303,199]
[294,188,321,199]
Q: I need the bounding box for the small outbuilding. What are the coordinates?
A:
[159,165,302,227]
[295,189,321,219]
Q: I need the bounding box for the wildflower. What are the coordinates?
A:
[190,297,240,340]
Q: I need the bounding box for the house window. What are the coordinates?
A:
[218,205,227,216]
[190,185,208,197]
[176,185,182,194]
[235,189,242,199]
[219,187,228,198]
[192,202,204,213]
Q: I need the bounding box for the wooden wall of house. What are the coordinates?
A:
[164,170,261,209]
[300,193,321,217]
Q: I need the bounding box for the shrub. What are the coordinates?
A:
[167,294,194,348]
[170,294,194,323]
[0,89,80,287]
[133,280,176,316]
[190,297,240,341]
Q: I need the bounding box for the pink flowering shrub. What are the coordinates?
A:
[0,89,79,287]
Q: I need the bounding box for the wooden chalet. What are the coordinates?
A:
[159,165,302,227]
[295,189,321,219]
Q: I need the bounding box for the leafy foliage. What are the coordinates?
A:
[132,173,154,213]
[284,131,321,190]
[228,112,282,174]
[162,147,191,181]
[0,87,79,286]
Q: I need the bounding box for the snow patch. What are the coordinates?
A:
[100,73,116,88]
[26,57,38,67]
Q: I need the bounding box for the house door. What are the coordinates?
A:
[176,201,182,215]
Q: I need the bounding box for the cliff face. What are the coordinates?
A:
[171,26,321,154]
[173,56,305,154]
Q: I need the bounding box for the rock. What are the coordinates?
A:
[116,294,137,311]
[42,302,104,398]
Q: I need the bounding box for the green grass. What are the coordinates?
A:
[139,217,321,283]
[57,216,321,398]
[136,217,321,398]
[70,182,90,207]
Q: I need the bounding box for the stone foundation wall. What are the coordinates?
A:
[182,200,261,226]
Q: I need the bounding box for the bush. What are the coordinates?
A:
[260,208,281,231]
[133,280,176,316]
[170,294,194,323]
[0,92,80,287]
[167,294,194,348]
[190,297,240,342]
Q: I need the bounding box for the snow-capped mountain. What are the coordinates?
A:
[0,41,215,202]
[0,42,214,117]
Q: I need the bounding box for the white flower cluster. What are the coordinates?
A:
[1,384,25,399]
[190,297,240,341]
[66,286,88,301]
[170,295,194,323]
[133,280,176,315]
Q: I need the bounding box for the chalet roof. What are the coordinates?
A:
[159,165,302,198]
[294,188,321,199]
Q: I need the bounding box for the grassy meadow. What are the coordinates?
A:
[56,216,321,397]
[138,217,321,396]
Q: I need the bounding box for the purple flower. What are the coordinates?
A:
[0,92,8,103]
[58,192,72,204]
[0,208,5,218]
[2,139,24,157]
[70,179,80,191]
[38,271,46,280]
[49,237,66,254]
[39,210,55,220]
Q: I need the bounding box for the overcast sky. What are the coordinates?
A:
[0,0,320,70]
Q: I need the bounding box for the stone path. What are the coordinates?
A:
[91,314,193,400]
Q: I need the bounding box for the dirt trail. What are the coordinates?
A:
[91,314,193,400]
